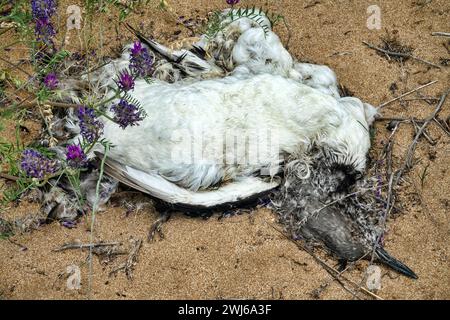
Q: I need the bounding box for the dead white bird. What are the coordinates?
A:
[63,10,376,211]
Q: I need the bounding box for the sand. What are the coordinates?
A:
[0,0,449,300]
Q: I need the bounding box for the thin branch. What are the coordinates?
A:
[431,32,450,37]
[0,172,20,182]
[377,80,438,109]
[395,90,449,180]
[411,119,436,145]
[312,252,370,298]
[363,41,442,69]
[53,242,121,252]
[109,238,142,280]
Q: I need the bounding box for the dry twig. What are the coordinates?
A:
[363,41,441,69]
[431,32,450,37]
[377,80,438,109]
[109,238,142,280]
[53,241,121,252]
[0,172,20,182]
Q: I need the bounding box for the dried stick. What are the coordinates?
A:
[109,238,142,280]
[411,119,436,145]
[377,80,438,109]
[0,172,20,182]
[53,242,121,252]
[363,41,441,69]
[395,90,449,181]
[431,32,450,37]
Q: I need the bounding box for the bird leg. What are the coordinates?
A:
[148,211,172,242]
[336,259,348,272]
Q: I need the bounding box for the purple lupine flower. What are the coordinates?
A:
[43,72,58,90]
[35,17,56,46]
[66,144,87,168]
[116,70,135,92]
[77,106,104,143]
[20,149,59,179]
[226,0,240,5]
[31,0,57,47]
[129,41,153,78]
[110,99,145,129]
[31,0,57,19]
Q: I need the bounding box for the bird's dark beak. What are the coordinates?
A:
[375,246,418,279]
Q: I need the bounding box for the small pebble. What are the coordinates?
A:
[366,265,382,291]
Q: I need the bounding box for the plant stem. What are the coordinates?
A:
[88,142,109,299]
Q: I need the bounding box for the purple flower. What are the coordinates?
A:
[43,72,58,90]
[226,0,240,5]
[129,41,153,78]
[130,41,144,56]
[31,0,57,20]
[31,0,57,48]
[35,17,56,46]
[110,99,145,129]
[20,149,59,179]
[116,70,135,92]
[77,106,104,143]
[66,144,87,168]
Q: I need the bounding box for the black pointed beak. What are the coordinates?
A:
[375,247,418,279]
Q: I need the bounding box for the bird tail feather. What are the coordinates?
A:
[95,152,280,211]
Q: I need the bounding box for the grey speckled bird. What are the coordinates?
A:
[272,149,418,279]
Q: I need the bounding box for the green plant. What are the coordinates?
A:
[205,6,285,40]
[0,0,33,38]
[101,0,152,21]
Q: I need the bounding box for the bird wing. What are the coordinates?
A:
[125,23,223,78]
[96,152,280,211]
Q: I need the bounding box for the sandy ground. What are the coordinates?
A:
[0,0,449,299]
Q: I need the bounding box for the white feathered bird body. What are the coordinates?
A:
[99,72,372,192]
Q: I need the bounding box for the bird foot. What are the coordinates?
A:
[336,259,348,272]
[148,211,171,242]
